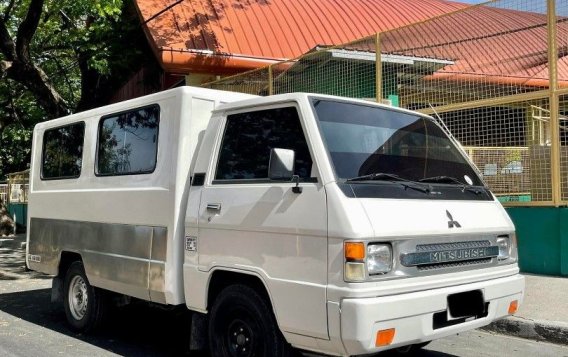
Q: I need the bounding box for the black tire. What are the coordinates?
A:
[208,284,292,357]
[62,261,107,332]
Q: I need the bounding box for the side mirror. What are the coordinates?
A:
[268,148,295,180]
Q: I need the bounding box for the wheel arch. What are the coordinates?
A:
[52,251,83,303]
[206,272,292,356]
[206,269,275,317]
[57,251,83,277]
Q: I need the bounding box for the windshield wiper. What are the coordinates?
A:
[346,173,406,182]
[346,173,431,194]
[419,176,483,195]
[419,176,465,185]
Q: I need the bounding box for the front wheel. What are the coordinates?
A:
[63,261,107,332]
[208,284,292,357]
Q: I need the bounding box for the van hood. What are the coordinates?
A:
[357,198,513,238]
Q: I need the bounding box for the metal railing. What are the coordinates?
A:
[7,170,29,204]
[0,183,7,204]
[203,0,567,207]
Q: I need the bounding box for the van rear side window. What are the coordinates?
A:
[96,105,160,176]
[41,122,85,180]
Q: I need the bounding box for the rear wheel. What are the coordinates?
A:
[63,261,107,332]
[208,284,292,357]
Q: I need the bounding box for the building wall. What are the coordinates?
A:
[110,65,164,104]
[507,207,568,276]
[7,203,27,233]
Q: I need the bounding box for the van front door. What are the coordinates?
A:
[198,105,328,339]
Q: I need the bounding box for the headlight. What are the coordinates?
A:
[367,244,393,275]
[497,236,511,260]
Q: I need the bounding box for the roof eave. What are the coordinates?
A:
[159,48,284,74]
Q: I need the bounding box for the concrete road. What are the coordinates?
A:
[1,278,567,357]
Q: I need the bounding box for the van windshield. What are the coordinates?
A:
[311,99,483,187]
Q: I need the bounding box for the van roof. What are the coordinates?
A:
[214,92,434,120]
[34,86,256,131]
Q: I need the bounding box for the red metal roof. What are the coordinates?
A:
[135,0,466,73]
[378,6,567,88]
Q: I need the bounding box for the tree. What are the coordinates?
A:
[0,0,151,180]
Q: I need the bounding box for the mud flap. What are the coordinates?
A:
[189,311,208,351]
[51,276,63,303]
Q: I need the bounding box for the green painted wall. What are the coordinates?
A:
[506,207,568,276]
[7,203,27,232]
[278,61,376,98]
[560,209,568,276]
[277,61,399,106]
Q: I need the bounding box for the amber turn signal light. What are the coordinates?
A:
[375,328,396,347]
[508,300,518,314]
[345,242,365,260]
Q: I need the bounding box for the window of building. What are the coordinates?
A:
[215,106,313,182]
[41,123,85,180]
[96,105,160,176]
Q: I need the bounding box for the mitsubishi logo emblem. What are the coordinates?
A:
[446,210,461,228]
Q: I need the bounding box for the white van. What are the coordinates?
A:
[27,86,524,356]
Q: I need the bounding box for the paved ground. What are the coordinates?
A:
[482,274,568,345]
[1,277,568,357]
[2,234,568,356]
[516,274,568,322]
[0,278,194,357]
[0,235,40,280]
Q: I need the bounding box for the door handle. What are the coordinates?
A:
[206,203,221,211]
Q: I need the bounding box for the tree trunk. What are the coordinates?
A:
[7,61,68,118]
[0,202,15,236]
[0,0,69,122]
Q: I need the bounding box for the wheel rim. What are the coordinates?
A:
[216,304,264,357]
[227,318,255,357]
[68,275,88,321]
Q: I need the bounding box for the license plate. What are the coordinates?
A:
[447,290,485,318]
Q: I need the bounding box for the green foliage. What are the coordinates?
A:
[1,0,124,84]
[0,124,32,181]
[0,0,149,178]
[39,0,123,74]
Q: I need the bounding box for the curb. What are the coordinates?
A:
[0,237,26,250]
[482,316,568,346]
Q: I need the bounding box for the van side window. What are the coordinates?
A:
[215,107,313,181]
[96,105,160,176]
[41,122,85,180]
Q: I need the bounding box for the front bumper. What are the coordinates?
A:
[339,274,524,355]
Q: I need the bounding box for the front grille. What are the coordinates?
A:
[400,240,498,269]
[415,240,491,252]
[417,258,492,271]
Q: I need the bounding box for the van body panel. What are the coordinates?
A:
[339,274,524,355]
[196,182,329,338]
[28,217,167,301]
[357,198,513,237]
[27,87,255,305]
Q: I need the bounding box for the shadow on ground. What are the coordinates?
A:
[0,247,50,279]
[0,287,457,357]
[0,287,199,356]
